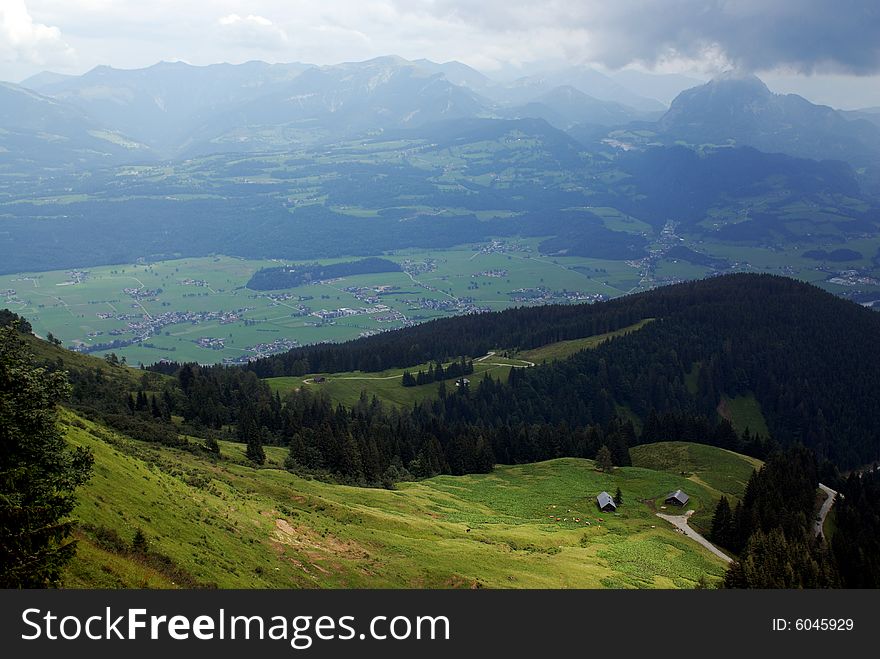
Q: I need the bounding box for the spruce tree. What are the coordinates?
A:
[245,431,266,465]
[132,528,149,554]
[204,437,220,456]
[614,486,623,506]
[595,445,614,472]
[710,496,733,549]
[239,410,265,465]
[0,327,93,587]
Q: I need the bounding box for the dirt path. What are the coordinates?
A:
[656,510,732,564]
[477,351,535,367]
[815,483,837,539]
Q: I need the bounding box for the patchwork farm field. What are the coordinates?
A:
[5,221,879,369]
[62,409,740,589]
[1,242,644,366]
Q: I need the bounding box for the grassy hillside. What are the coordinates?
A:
[263,321,651,410]
[518,319,654,363]
[265,354,528,409]
[62,411,735,589]
[717,394,770,437]
[23,331,154,390]
[631,442,762,533]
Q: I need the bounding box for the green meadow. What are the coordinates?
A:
[265,354,529,409]
[631,442,763,533]
[61,409,742,589]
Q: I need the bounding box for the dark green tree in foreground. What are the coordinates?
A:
[595,445,614,472]
[131,528,149,554]
[238,410,265,465]
[0,326,93,587]
[709,496,733,549]
[614,487,623,506]
[246,436,266,465]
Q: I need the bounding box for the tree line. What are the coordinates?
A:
[402,358,474,387]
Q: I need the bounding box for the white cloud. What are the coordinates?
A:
[217,13,288,50]
[0,0,74,65]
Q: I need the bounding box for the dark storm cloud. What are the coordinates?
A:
[404,0,880,74]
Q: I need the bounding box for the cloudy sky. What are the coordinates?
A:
[2,0,879,108]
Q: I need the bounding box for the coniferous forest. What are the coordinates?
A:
[155,273,880,470]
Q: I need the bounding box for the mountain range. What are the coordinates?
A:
[6,57,878,170]
[2,56,880,281]
[0,82,148,169]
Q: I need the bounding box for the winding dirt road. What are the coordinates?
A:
[656,510,733,564]
[658,481,838,563]
[815,483,838,539]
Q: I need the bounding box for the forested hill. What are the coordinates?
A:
[246,257,402,291]
[470,273,880,468]
[227,273,880,468]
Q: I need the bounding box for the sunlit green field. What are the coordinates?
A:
[62,409,739,589]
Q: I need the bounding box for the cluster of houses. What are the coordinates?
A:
[474,239,531,256]
[195,336,225,350]
[75,307,253,353]
[472,269,508,279]
[401,258,437,276]
[310,304,391,321]
[220,337,302,364]
[123,287,161,301]
[64,270,90,284]
[508,286,605,305]
[595,488,689,512]
[251,291,313,303]
[827,270,880,287]
[342,285,400,305]
[402,296,490,315]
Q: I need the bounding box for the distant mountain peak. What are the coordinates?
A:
[357,55,414,68]
[707,71,771,95]
[660,70,880,164]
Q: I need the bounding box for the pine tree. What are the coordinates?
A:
[710,496,733,549]
[595,445,614,472]
[0,327,93,587]
[614,486,623,506]
[239,410,265,465]
[246,434,266,465]
[204,437,220,456]
[132,528,149,554]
